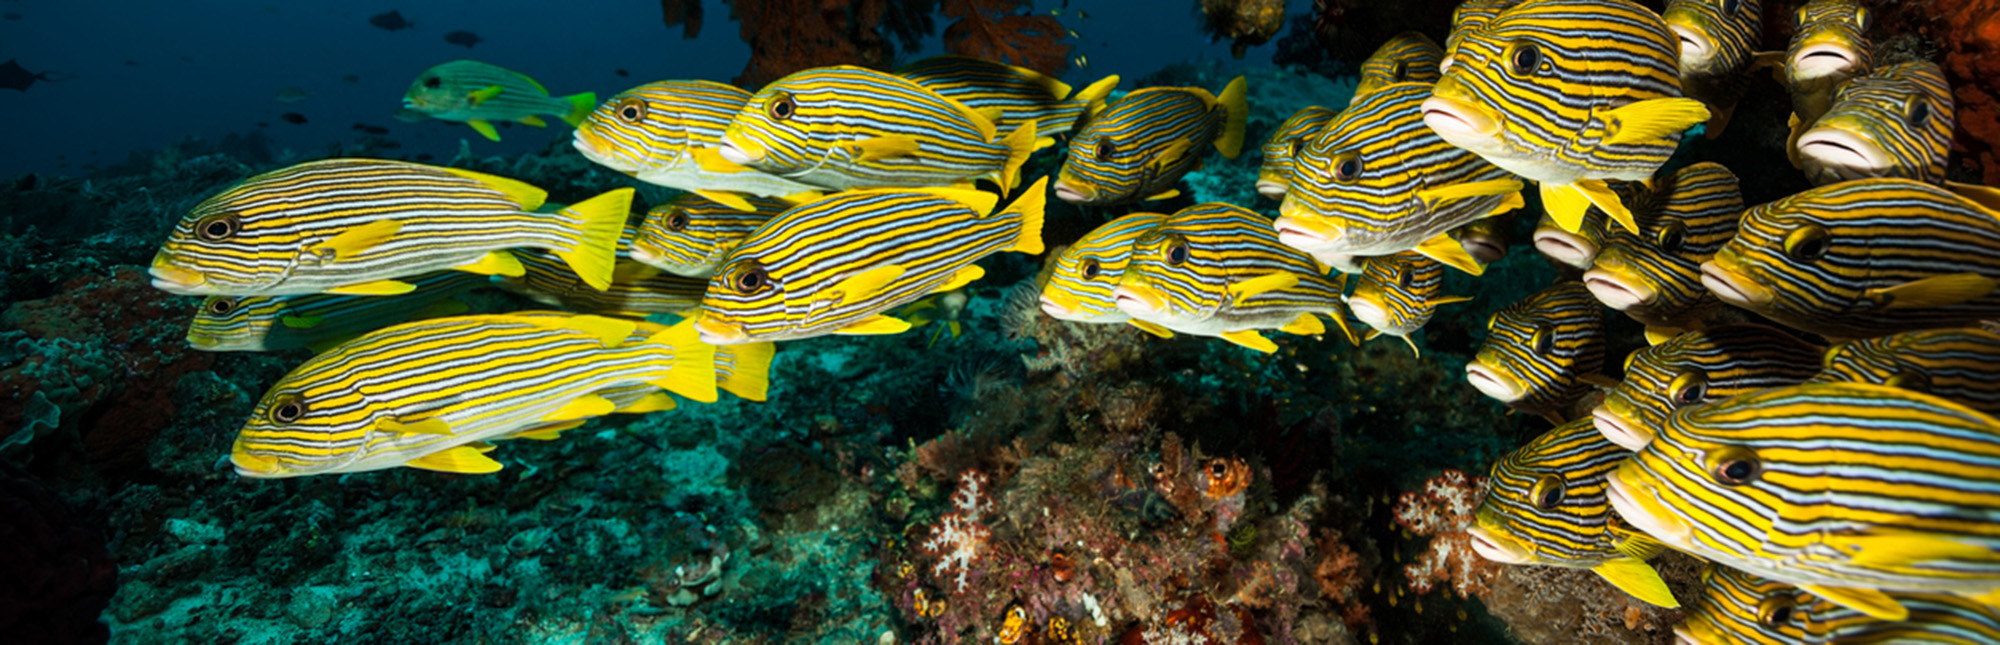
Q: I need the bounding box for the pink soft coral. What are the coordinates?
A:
[1392,469,1499,598]
[921,471,994,593]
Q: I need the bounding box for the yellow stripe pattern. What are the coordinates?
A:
[1810,327,2000,417]
[1683,565,2000,644]
[1348,251,1451,340]
[1799,61,1955,186]
[1354,32,1444,101]
[187,272,486,352]
[629,193,790,278]
[1476,418,1638,566]
[1055,80,1239,204]
[1468,281,1604,418]
[1583,162,1744,328]
[1256,105,1337,195]
[1117,203,1352,346]
[1594,325,1824,451]
[1040,211,1168,324]
[1662,0,1764,127]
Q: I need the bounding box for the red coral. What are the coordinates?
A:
[659,0,704,38]
[1391,469,1500,599]
[1934,0,2000,183]
[941,0,1071,77]
[722,0,928,88]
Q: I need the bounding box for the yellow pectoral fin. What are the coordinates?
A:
[324,280,418,296]
[830,265,906,305]
[1128,319,1175,338]
[846,135,922,161]
[280,315,324,329]
[1229,273,1300,305]
[377,417,455,435]
[1540,183,1591,235]
[545,395,617,423]
[1644,326,1685,346]
[316,220,403,260]
[1609,525,1668,561]
[405,445,504,474]
[1576,179,1639,235]
[469,84,504,105]
[1414,233,1486,276]
[454,251,525,277]
[1145,189,1181,201]
[695,190,757,212]
[1866,273,1998,310]
[1590,559,1679,608]
[517,115,548,128]
[834,315,912,336]
[1832,530,1998,568]
[1800,584,1908,622]
[1219,329,1278,354]
[936,265,985,293]
[467,119,501,142]
[1279,312,1323,336]
[1429,295,1475,306]
[1416,178,1524,205]
[691,146,754,174]
[1601,98,1710,147]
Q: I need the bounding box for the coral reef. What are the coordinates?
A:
[718,0,937,88]
[1200,0,1289,59]
[942,0,1071,76]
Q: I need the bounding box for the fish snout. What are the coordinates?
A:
[717,134,764,166]
[1592,404,1655,452]
[1254,180,1289,199]
[148,258,210,294]
[1347,296,1389,331]
[1038,293,1078,319]
[1052,179,1093,204]
[693,316,751,345]
[1699,255,1773,308]
[1796,125,1887,182]
[1533,227,1599,269]
[1606,467,1692,544]
[1465,360,1526,403]
[1791,43,1864,81]
[1272,215,1341,253]
[1670,24,1715,68]
[1465,525,1531,564]
[1421,94,1500,144]
[230,448,286,478]
[1583,267,1656,311]
[1459,234,1507,266]
[1111,284,1166,317]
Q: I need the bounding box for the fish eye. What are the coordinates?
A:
[666,211,691,232]
[1669,371,1709,407]
[1081,258,1101,279]
[1333,153,1362,182]
[1530,475,1565,510]
[1796,6,1810,25]
[197,215,241,241]
[1706,446,1760,486]
[1096,138,1116,162]
[1289,137,1305,157]
[1508,42,1543,76]
[1622,350,1639,373]
[1884,370,1932,392]
[1392,61,1409,81]
[1783,225,1831,263]
[1854,7,1872,31]
[206,298,238,316]
[1756,596,1797,627]
[1397,266,1414,289]
[423,75,441,89]
[734,264,770,293]
[270,396,307,423]
[1722,0,1741,15]
[1907,98,1932,128]
[767,92,796,121]
[1531,322,1555,355]
[615,97,646,124]
[1655,221,1687,254]
[1166,240,1190,266]
[1486,314,1499,332]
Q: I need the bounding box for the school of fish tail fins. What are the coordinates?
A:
[145,1,2000,638]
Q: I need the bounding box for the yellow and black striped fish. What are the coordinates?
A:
[1040,211,1168,324]
[1662,0,1764,137]
[574,80,823,208]
[1466,281,1606,423]
[1532,180,1642,269]
[149,159,630,297]
[401,60,594,142]
[1701,178,2000,340]
[1113,203,1356,353]
[1426,0,1708,237]
[1782,0,1874,165]
[1608,381,2000,621]
[1442,0,1524,74]
[1052,77,1249,204]
[229,313,717,478]
[1354,32,1444,103]
[1346,252,1473,356]
[1797,61,1954,186]
[718,66,1038,193]
[187,271,487,352]
[498,252,706,319]
[1469,418,1678,608]
[898,56,1120,145]
[1583,162,1744,336]
[1277,82,1524,276]
[694,179,1047,344]
[628,193,789,278]
[1591,324,1823,452]
[1256,105,1337,199]
[1810,326,2000,416]
[1677,565,2000,645]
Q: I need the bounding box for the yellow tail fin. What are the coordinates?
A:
[645,320,718,403]
[554,188,635,292]
[717,342,775,402]
[1215,76,1249,159]
[1005,177,1048,254]
[560,92,598,126]
[999,121,1038,196]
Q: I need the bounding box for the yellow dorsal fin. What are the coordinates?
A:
[1576,179,1640,235]
[846,135,922,161]
[315,220,403,260]
[695,189,757,212]
[936,265,985,293]
[552,188,634,292]
[1073,75,1120,113]
[691,146,754,174]
[1865,273,1998,310]
[1220,329,1277,353]
[975,106,1008,129]
[545,394,617,423]
[324,280,417,296]
[1414,233,1486,276]
[1601,98,1710,147]
[469,84,504,105]
[441,167,548,210]
[1128,319,1175,338]
[831,265,906,305]
[1005,176,1047,254]
[1214,76,1248,159]
[1417,178,1525,205]
[644,321,717,403]
[834,315,912,336]
[377,416,455,435]
[718,342,775,402]
[929,88,997,143]
[517,115,548,128]
[454,250,525,277]
[1590,559,1679,608]
[1014,64,1070,99]
[405,445,504,474]
[1229,273,1301,305]
[1800,584,1908,621]
[1944,180,2000,215]
[894,186,1000,215]
[466,119,501,142]
[1279,312,1324,336]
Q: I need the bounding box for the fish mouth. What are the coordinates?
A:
[1671,25,1714,67]
[1111,284,1166,316]
[1791,44,1863,80]
[1039,294,1076,319]
[1465,525,1531,564]
[627,245,663,268]
[1607,467,1692,544]
[1533,228,1598,269]
[1421,95,1500,143]
[1272,215,1340,252]
[717,135,763,166]
[1052,179,1093,204]
[1347,297,1388,330]
[1255,180,1290,199]
[1465,361,1525,403]
[230,450,287,478]
[1592,404,1654,452]
[1671,624,1706,645]
[1796,126,1887,178]
[1583,269,1655,310]
[148,263,210,294]
[1460,236,1507,265]
[1700,258,1771,307]
[693,317,751,345]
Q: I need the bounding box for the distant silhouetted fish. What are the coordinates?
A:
[0,59,66,92]
[369,10,412,31]
[352,123,390,135]
[280,112,308,125]
[341,74,360,83]
[444,30,481,48]
[4,12,22,20]
[615,68,630,78]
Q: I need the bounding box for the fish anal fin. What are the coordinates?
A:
[405,445,504,474]
[1128,319,1175,338]
[1590,559,1679,608]
[467,119,500,142]
[1866,273,1997,310]
[617,392,678,413]
[545,394,616,423]
[936,265,985,293]
[324,280,417,296]
[834,315,911,336]
[518,115,548,128]
[1219,329,1277,353]
[454,250,525,277]
[512,420,586,441]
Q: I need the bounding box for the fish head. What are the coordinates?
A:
[1787,0,1873,86]
[230,380,368,478]
[576,81,749,176]
[1442,0,1514,74]
[1533,208,1606,269]
[694,256,789,345]
[1582,246,1665,312]
[1797,62,1954,185]
[1283,85,1448,256]
[1054,122,1151,205]
[401,62,476,114]
[720,70,857,173]
[1473,419,1627,567]
[1703,191,1869,319]
[1349,253,1438,336]
[151,195,303,295]
[185,296,282,351]
[630,194,778,278]
[1257,105,1336,199]
[1651,162,1745,258]
[1113,229,1216,322]
[1468,282,1604,410]
[1662,0,1763,76]
[1676,566,1810,645]
[1356,32,1444,100]
[1041,212,1166,323]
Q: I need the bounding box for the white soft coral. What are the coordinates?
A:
[921,471,993,592]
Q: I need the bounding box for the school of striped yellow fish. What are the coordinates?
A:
[140,0,2000,638]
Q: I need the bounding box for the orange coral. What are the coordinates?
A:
[720,0,935,88]
[941,0,1071,77]
[997,603,1029,644]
